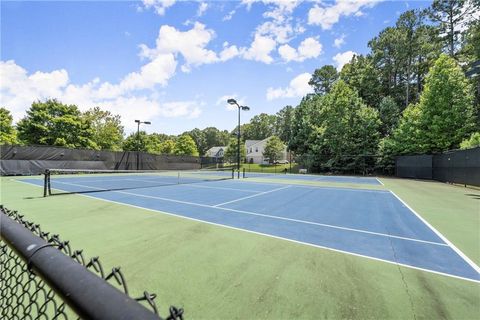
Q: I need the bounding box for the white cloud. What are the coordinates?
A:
[0,60,202,132]
[278,44,297,62]
[0,61,69,120]
[243,34,277,64]
[252,0,303,44]
[141,0,176,16]
[223,0,307,65]
[278,37,322,62]
[266,72,313,100]
[140,22,242,71]
[197,2,208,17]
[220,42,243,61]
[223,9,236,21]
[308,0,380,30]
[243,0,301,14]
[333,50,356,71]
[160,101,202,118]
[239,0,304,66]
[256,21,295,44]
[119,54,177,91]
[333,34,345,48]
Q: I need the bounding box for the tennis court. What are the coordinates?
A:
[243,171,383,185]
[20,171,480,282]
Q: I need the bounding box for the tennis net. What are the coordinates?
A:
[43,168,235,196]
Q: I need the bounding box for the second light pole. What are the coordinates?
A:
[227,99,250,178]
[134,119,151,170]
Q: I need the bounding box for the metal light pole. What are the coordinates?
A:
[227,99,250,178]
[134,120,151,170]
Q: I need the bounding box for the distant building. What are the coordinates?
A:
[205,146,226,159]
[245,137,287,164]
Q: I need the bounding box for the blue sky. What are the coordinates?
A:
[1,0,431,135]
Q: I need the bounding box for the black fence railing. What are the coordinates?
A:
[395,147,480,187]
[0,206,184,320]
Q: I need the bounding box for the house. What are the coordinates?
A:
[205,146,226,159]
[245,137,287,164]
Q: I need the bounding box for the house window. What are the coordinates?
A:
[250,148,252,153]
[255,148,258,152]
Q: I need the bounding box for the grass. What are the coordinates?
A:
[1,176,479,319]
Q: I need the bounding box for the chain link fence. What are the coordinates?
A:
[0,205,184,320]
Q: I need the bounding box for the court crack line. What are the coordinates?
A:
[385,225,417,320]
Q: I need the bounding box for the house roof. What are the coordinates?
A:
[245,137,271,148]
[245,140,260,148]
[206,146,226,154]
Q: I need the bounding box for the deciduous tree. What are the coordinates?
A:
[378,97,400,136]
[224,137,246,163]
[17,99,96,148]
[174,134,199,156]
[0,108,18,145]
[460,132,480,149]
[82,107,124,150]
[263,136,285,163]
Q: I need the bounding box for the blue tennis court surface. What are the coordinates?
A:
[244,172,382,185]
[22,175,479,282]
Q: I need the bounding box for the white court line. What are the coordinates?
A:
[250,173,381,185]
[15,179,479,283]
[49,180,446,246]
[114,178,261,193]
[376,178,385,186]
[212,185,291,207]
[390,191,480,274]
[180,183,260,193]
[234,179,389,194]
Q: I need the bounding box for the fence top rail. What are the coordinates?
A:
[0,207,183,320]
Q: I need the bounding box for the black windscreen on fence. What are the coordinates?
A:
[0,145,214,175]
[395,147,480,186]
[395,155,433,179]
[432,148,480,186]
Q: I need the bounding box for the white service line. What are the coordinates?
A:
[14,179,479,283]
[235,179,389,194]
[390,190,480,274]
[181,183,260,193]
[50,180,447,246]
[212,185,291,207]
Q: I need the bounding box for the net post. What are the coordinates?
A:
[243,167,245,178]
[43,170,48,197]
[47,170,52,196]
[231,168,234,179]
[178,172,180,184]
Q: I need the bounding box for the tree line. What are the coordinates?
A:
[0,100,234,157]
[236,1,480,172]
[1,0,479,169]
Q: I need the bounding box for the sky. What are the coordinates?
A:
[1,0,431,135]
